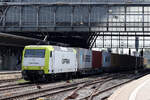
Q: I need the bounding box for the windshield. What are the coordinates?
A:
[24,49,45,58]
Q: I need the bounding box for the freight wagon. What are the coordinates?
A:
[75,48,92,74]
[101,53,144,72]
[92,51,111,69]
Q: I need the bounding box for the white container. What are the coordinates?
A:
[75,48,92,70]
[49,46,77,74]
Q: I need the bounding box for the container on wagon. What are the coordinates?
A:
[110,53,120,68]
[92,50,111,69]
[75,48,92,70]
[102,51,111,68]
[92,50,102,69]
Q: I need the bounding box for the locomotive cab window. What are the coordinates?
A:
[24,49,45,58]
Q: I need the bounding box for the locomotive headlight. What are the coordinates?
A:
[41,66,44,70]
[24,66,27,69]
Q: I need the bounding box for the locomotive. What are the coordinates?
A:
[21,45,144,81]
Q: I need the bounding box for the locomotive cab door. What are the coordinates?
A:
[49,51,53,73]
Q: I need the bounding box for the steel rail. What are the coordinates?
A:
[64,77,115,100]
[0,82,32,92]
[29,75,117,100]
[79,73,146,100]
[0,78,21,84]
[0,74,117,100]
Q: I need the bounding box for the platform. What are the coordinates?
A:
[0,71,21,81]
[108,74,150,100]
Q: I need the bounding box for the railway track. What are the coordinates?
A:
[77,73,146,100]
[0,82,31,92]
[0,73,118,100]
[0,71,146,100]
[0,73,110,92]
[0,78,22,83]
[0,73,132,100]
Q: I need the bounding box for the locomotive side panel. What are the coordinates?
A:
[51,46,77,73]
